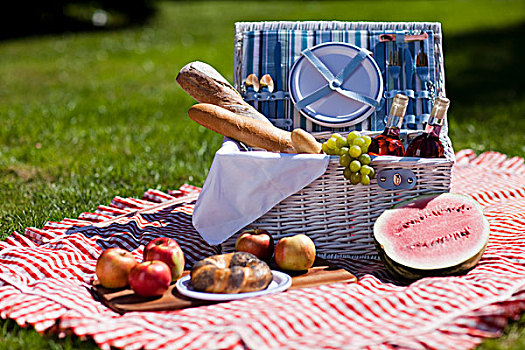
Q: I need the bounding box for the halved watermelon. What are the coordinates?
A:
[374,193,490,280]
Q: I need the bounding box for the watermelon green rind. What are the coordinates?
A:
[374,237,488,281]
[374,193,490,280]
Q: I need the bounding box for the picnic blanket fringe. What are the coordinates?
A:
[0,151,524,350]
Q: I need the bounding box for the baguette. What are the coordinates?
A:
[188,104,295,153]
[291,129,323,154]
[177,61,272,124]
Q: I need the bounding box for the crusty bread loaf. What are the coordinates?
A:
[177,62,324,155]
[188,103,296,153]
[176,61,271,124]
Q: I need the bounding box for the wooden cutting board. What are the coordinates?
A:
[92,257,356,314]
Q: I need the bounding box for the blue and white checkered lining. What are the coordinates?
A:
[233,21,446,135]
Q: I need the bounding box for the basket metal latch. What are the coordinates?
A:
[376,169,417,190]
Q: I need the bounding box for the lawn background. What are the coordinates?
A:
[0,1,524,348]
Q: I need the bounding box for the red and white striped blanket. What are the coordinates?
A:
[0,150,524,350]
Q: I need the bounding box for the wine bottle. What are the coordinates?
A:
[405,96,450,158]
[369,94,409,156]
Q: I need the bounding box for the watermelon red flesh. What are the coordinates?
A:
[374,193,490,271]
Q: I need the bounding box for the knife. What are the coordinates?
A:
[274,41,286,128]
[379,32,429,43]
[404,47,416,129]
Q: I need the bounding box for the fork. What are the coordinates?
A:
[416,45,430,119]
[387,49,402,116]
[388,49,401,89]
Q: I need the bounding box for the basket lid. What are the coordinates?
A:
[289,42,383,128]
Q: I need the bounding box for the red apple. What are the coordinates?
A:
[143,237,185,281]
[274,234,316,271]
[129,260,171,297]
[235,229,274,260]
[96,248,139,289]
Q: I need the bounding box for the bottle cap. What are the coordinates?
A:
[393,93,409,103]
[431,96,450,125]
[390,94,409,118]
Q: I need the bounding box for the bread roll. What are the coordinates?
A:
[291,129,322,154]
[190,252,273,294]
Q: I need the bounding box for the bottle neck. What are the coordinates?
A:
[385,113,403,129]
[384,94,408,138]
[423,124,442,138]
[383,125,401,140]
[383,127,401,138]
[425,116,445,137]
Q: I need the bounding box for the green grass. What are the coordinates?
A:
[0,319,98,350]
[0,0,524,348]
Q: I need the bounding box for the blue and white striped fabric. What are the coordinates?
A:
[234,21,445,135]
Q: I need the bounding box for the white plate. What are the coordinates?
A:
[176,270,292,301]
[289,42,383,127]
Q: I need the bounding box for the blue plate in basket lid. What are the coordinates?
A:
[289,42,383,128]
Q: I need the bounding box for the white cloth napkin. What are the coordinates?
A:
[192,139,330,245]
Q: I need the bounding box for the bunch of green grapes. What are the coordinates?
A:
[321,131,376,185]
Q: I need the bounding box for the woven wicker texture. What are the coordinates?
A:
[222,142,453,259]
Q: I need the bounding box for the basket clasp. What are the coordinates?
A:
[377,169,417,190]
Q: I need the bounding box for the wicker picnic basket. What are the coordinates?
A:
[221,21,454,259]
